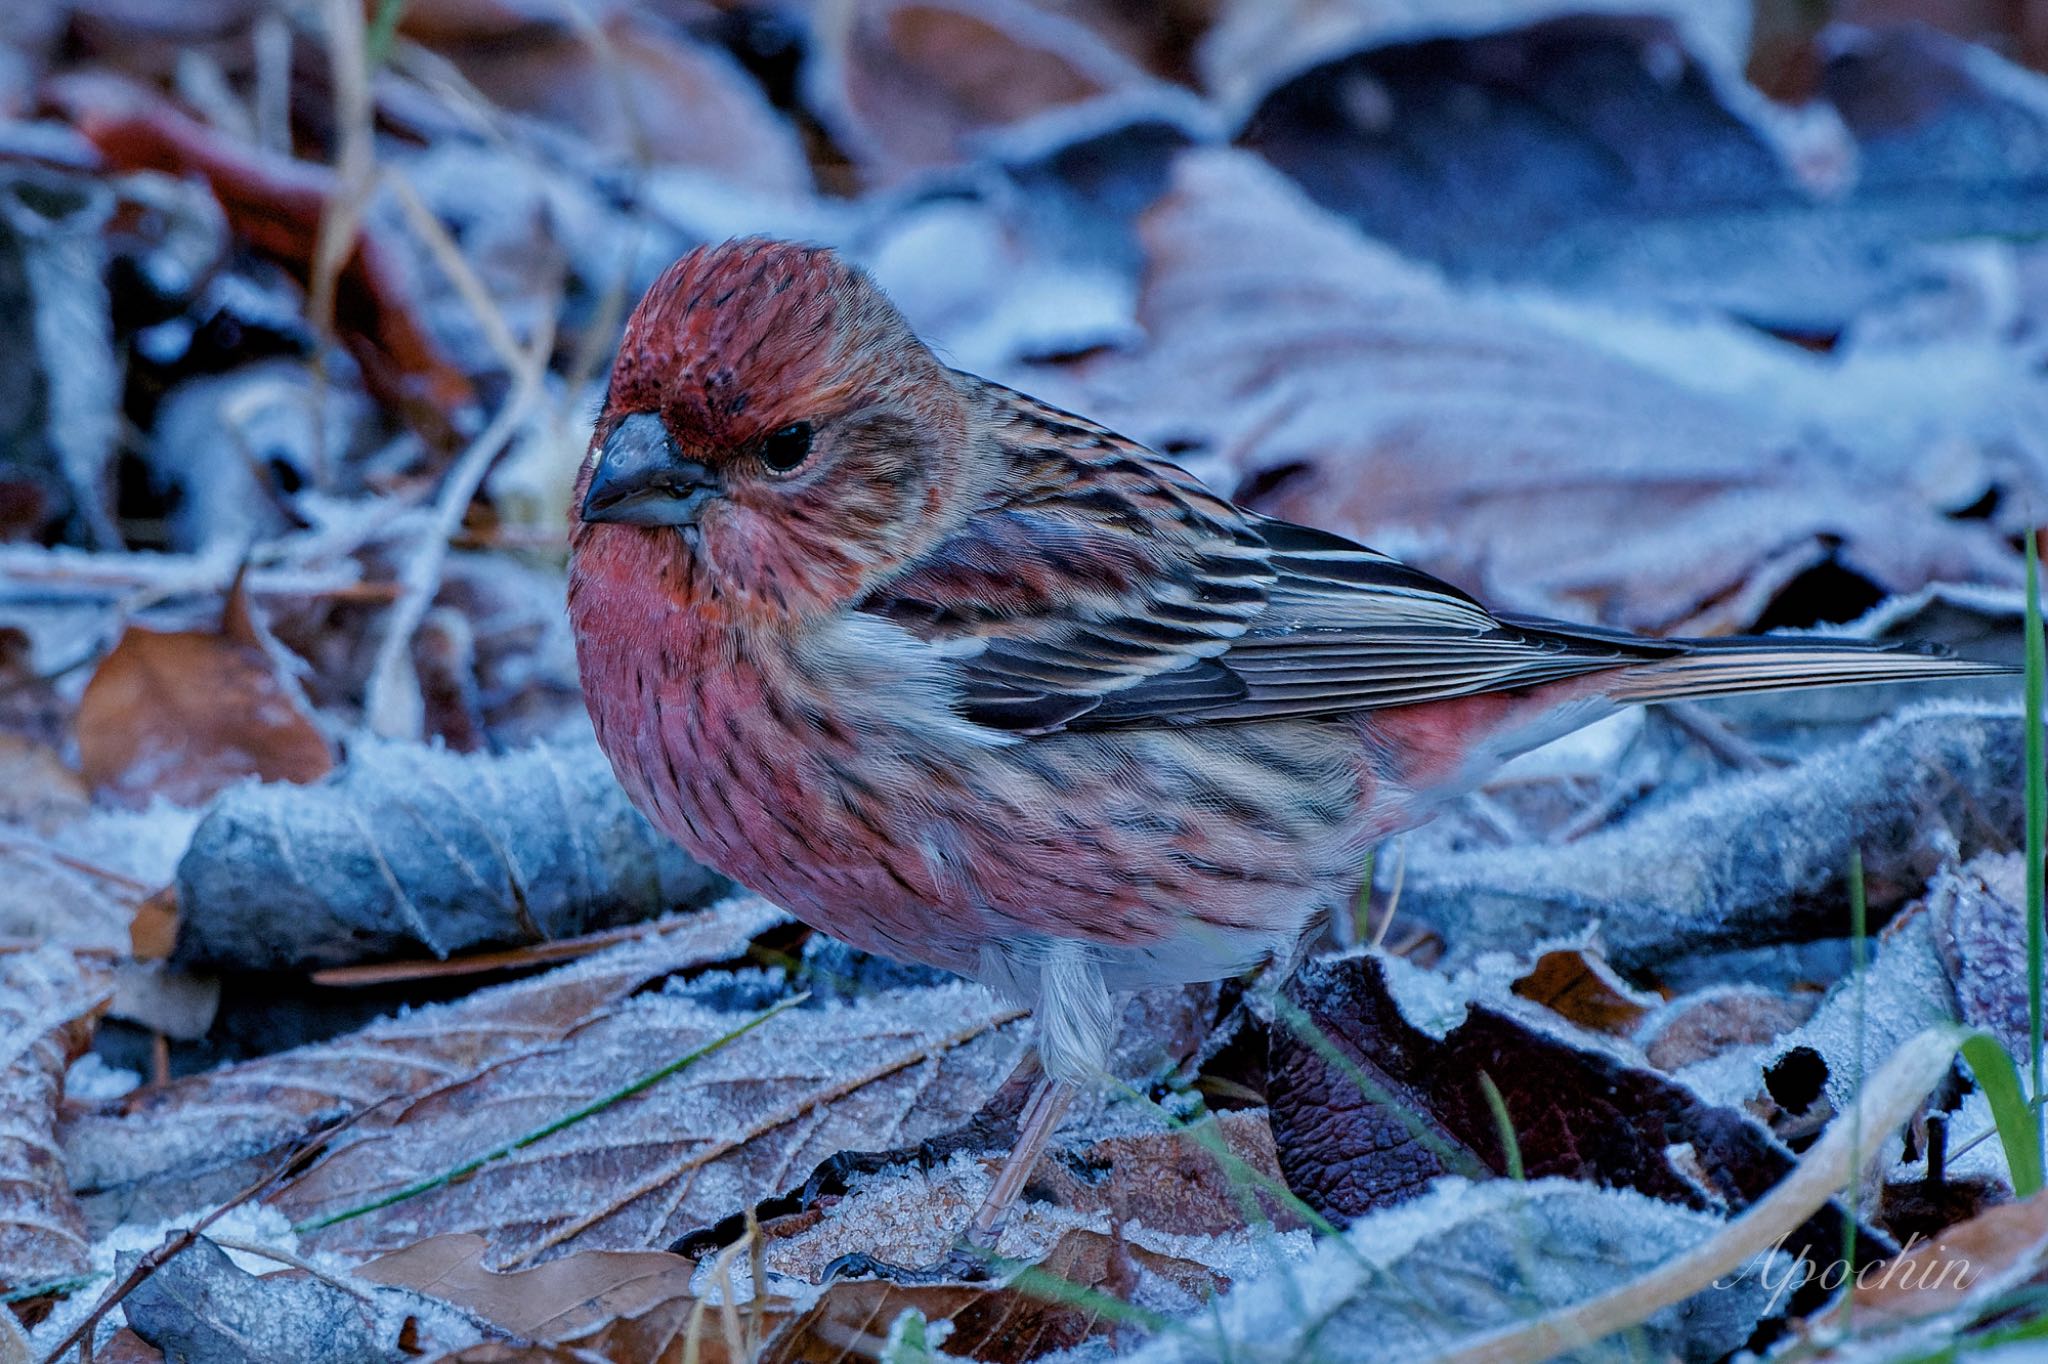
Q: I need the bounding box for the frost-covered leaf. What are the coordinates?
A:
[0,946,110,1296]
[75,585,333,810]
[123,1235,430,1364]
[0,803,198,954]
[1127,1178,1777,1363]
[1398,704,2025,973]
[63,899,788,1230]
[1083,149,2012,631]
[1267,953,1857,1265]
[1233,11,2048,329]
[1930,852,2032,1061]
[270,979,1027,1264]
[173,739,728,971]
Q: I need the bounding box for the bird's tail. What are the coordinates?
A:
[1603,634,2016,705]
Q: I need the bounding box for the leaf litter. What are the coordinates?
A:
[4,3,2048,1361]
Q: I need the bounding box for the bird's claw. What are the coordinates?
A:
[822,1244,995,1285]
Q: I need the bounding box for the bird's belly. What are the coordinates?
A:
[605,659,1394,988]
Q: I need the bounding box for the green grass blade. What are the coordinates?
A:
[1960,1030,2044,1199]
[2027,528,2046,1178]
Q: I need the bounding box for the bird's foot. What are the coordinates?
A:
[822,1243,997,1285]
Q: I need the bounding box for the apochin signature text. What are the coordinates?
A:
[1718,1232,1976,1315]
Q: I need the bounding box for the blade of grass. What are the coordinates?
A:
[293,990,809,1233]
[1959,1031,2044,1197]
[1477,1073,1523,1182]
[1844,848,1869,1333]
[2026,527,2045,1177]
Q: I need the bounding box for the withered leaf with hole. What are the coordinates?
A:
[270,980,1027,1264]
[62,899,789,1231]
[75,580,332,810]
[0,947,110,1298]
[1266,953,1866,1266]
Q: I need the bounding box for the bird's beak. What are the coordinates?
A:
[580,412,719,527]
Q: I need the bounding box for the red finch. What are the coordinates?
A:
[568,238,2009,1273]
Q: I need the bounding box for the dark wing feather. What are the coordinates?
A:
[858,384,1673,734]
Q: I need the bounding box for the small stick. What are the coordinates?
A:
[309,922,656,987]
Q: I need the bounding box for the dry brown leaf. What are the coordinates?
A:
[75,584,332,809]
[358,1232,697,1340]
[437,14,811,193]
[62,898,790,1227]
[1082,148,2011,633]
[1847,1188,2048,1325]
[810,0,1162,180]
[1508,948,1657,1037]
[0,946,111,1297]
[1640,986,1816,1073]
[271,978,1028,1264]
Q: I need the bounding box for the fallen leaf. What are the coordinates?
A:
[1640,985,1815,1073]
[1267,953,1861,1266]
[172,738,728,972]
[123,1236,423,1364]
[1124,1178,1774,1364]
[1395,704,2024,975]
[809,0,1166,181]
[1849,1188,2048,1325]
[358,1232,697,1340]
[62,898,790,1229]
[270,980,1026,1263]
[0,946,111,1297]
[1508,947,1655,1036]
[384,1227,1214,1364]
[1229,10,2048,330]
[435,14,811,194]
[1083,149,2013,633]
[75,583,332,810]
[1931,852,2032,1062]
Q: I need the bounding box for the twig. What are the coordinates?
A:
[1426,1026,1966,1364]
[361,319,553,737]
[204,1236,378,1302]
[36,1110,364,1364]
[308,921,658,987]
[293,990,811,1233]
[307,0,378,485]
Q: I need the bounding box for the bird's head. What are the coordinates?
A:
[570,238,973,620]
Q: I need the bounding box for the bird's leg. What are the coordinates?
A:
[823,1073,1078,1285]
[964,1073,1076,1248]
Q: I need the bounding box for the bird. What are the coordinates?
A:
[566,237,2011,1277]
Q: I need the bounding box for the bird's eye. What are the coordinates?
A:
[758,421,813,474]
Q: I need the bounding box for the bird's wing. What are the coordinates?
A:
[858,384,1672,733]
